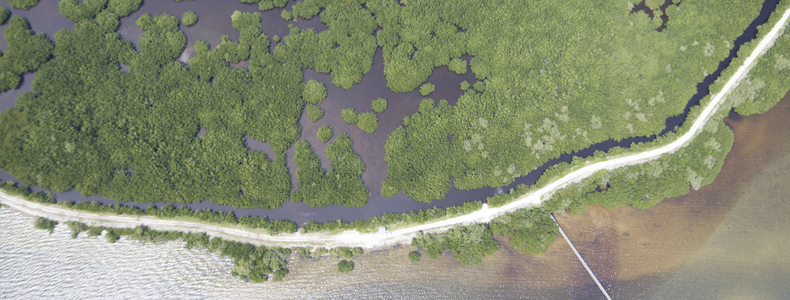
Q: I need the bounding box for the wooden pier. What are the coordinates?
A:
[551,214,612,300]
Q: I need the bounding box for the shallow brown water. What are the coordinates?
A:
[555,93,790,299]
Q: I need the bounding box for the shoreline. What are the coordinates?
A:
[2,8,789,251]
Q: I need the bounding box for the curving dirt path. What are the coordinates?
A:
[3,8,790,250]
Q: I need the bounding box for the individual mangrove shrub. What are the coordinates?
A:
[448,58,467,74]
[59,0,108,23]
[490,208,558,255]
[460,80,470,91]
[105,230,120,243]
[419,83,435,96]
[281,9,292,21]
[0,7,10,24]
[231,11,261,31]
[272,35,280,43]
[356,112,378,134]
[182,11,198,26]
[306,104,324,121]
[108,0,142,17]
[258,0,274,11]
[408,251,421,263]
[292,135,369,207]
[273,0,287,8]
[337,260,354,273]
[411,223,499,266]
[372,97,387,113]
[341,108,358,124]
[317,125,333,143]
[8,0,38,10]
[510,221,559,254]
[0,16,54,92]
[303,79,327,104]
[33,217,57,233]
[66,221,89,238]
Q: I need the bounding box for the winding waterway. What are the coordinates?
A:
[4,93,790,298]
[0,0,782,225]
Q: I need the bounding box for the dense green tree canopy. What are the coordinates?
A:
[231,11,260,31]
[411,223,499,265]
[292,135,369,207]
[509,216,558,255]
[0,16,53,92]
[0,0,781,219]
[448,58,467,75]
[258,0,274,11]
[378,0,767,203]
[108,0,141,17]
[59,0,108,23]
[0,7,302,209]
[8,0,38,10]
[281,0,378,89]
[730,27,790,115]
